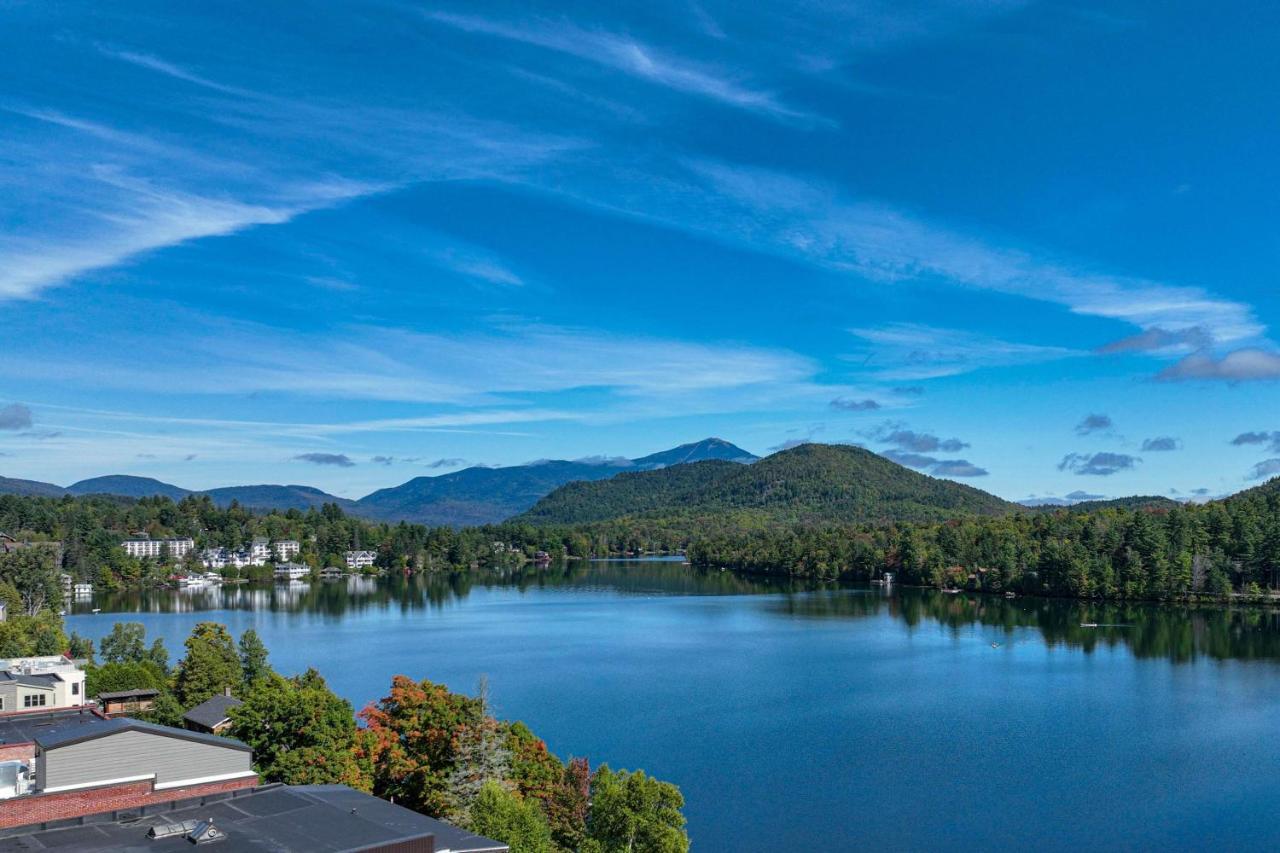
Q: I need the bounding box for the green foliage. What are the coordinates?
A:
[173,622,242,707]
[86,660,168,697]
[229,669,367,789]
[0,547,62,616]
[585,767,689,853]
[0,610,66,657]
[468,781,554,853]
[99,622,148,664]
[238,628,271,685]
[519,444,1018,527]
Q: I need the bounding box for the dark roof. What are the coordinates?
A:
[182,694,243,729]
[35,716,251,752]
[0,708,106,746]
[0,783,510,852]
[96,688,161,700]
[0,671,58,689]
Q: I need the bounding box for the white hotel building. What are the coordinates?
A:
[120,537,195,561]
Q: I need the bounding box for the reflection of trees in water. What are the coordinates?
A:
[80,566,1280,664]
[76,561,805,619]
[774,587,1280,664]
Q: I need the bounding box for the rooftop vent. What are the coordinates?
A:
[148,819,201,839]
[188,819,225,845]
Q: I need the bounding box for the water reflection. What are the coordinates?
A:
[775,585,1280,664]
[75,561,1280,665]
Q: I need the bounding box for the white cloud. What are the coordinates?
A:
[848,323,1080,380]
[681,160,1263,346]
[425,12,814,122]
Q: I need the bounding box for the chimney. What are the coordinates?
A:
[224,686,233,697]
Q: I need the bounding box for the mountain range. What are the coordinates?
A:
[517,443,1020,526]
[0,438,759,526]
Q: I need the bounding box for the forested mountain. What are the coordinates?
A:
[201,484,357,512]
[0,476,66,498]
[353,438,757,525]
[68,475,191,500]
[518,443,1020,525]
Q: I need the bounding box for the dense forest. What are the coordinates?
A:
[688,479,1280,600]
[516,444,1018,526]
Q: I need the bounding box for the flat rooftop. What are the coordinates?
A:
[0,783,509,853]
[0,707,106,747]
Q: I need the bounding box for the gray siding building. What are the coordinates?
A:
[35,718,253,793]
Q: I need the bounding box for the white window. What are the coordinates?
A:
[23,694,47,708]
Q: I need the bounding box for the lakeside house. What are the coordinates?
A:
[0,656,86,713]
[273,561,311,580]
[182,692,243,735]
[120,536,195,562]
[345,549,377,570]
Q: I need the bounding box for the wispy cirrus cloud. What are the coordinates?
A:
[847,324,1080,380]
[425,12,815,122]
[677,159,1263,349]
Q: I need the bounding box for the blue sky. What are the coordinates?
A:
[2,0,1279,501]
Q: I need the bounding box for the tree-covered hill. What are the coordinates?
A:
[517,443,1020,526]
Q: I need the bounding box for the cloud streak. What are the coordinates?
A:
[425,12,814,122]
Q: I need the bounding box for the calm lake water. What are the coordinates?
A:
[67,561,1280,850]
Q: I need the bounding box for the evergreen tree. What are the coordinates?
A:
[173,622,242,707]
[238,628,271,685]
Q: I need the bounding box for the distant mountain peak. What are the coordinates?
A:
[631,438,758,470]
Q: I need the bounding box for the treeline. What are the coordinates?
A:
[81,621,689,853]
[0,493,576,589]
[687,484,1280,600]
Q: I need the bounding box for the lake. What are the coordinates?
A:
[67,561,1280,850]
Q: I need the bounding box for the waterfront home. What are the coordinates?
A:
[344,549,377,570]
[182,693,243,735]
[97,687,160,717]
[319,565,345,579]
[273,561,311,580]
[0,656,85,713]
[120,536,195,562]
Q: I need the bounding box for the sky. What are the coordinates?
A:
[2,0,1279,502]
